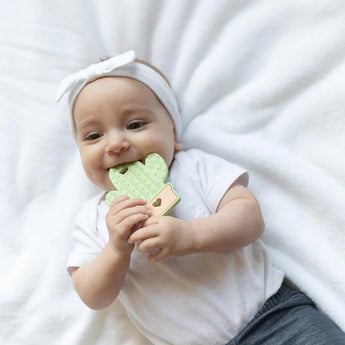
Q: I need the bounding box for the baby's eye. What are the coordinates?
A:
[127,120,146,130]
[85,132,102,141]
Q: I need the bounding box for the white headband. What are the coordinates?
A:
[56,50,182,140]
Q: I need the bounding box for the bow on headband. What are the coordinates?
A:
[56,50,136,103]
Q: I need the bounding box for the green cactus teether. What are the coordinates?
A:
[106,153,180,216]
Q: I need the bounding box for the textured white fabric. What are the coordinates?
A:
[67,149,284,345]
[1,2,345,345]
[56,50,182,140]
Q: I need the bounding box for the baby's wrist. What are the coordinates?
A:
[176,219,198,255]
[105,242,133,263]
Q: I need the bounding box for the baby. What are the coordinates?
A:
[57,51,345,345]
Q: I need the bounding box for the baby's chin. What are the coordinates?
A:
[100,177,116,192]
[105,183,117,192]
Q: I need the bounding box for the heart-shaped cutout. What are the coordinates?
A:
[153,198,162,207]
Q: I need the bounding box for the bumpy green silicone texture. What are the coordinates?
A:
[106,153,180,214]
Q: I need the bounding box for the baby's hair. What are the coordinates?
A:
[134,59,172,86]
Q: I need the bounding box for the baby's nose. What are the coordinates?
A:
[106,132,129,153]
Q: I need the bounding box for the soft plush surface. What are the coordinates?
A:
[1,1,344,344]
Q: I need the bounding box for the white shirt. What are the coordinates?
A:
[67,149,284,345]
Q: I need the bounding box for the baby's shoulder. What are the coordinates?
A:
[174,148,218,165]
[173,148,232,173]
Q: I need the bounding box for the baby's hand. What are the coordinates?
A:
[106,196,151,256]
[128,216,195,262]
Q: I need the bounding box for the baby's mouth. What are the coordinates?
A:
[107,158,145,171]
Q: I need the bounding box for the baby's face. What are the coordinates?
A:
[73,76,178,191]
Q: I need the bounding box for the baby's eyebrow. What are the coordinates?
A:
[75,119,100,132]
[120,105,153,115]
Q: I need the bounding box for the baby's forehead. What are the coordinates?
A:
[78,76,161,102]
[74,76,166,117]
[85,75,150,88]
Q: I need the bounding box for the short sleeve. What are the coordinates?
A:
[170,149,249,215]
[66,193,106,275]
[195,151,249,213]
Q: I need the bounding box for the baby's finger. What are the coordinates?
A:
[109,195,129,205]
[108,212,150,238]
[136,236,160,251]
[108,197,147,215]
[107,206,151,227]
[128,224,158,244]
[108,195,129,209]
[122,213,151,231]
[110,196,147,208]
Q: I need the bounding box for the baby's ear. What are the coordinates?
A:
[174,141,183,151]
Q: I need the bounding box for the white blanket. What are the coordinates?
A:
[1,1,344,344]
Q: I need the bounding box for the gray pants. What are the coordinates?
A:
[227,283,345,345]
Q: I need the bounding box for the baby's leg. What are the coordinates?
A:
[226,283,345,345]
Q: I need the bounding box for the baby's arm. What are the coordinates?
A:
[128,183,265,261]
[187,182,265,252]
[71,196,151,310]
